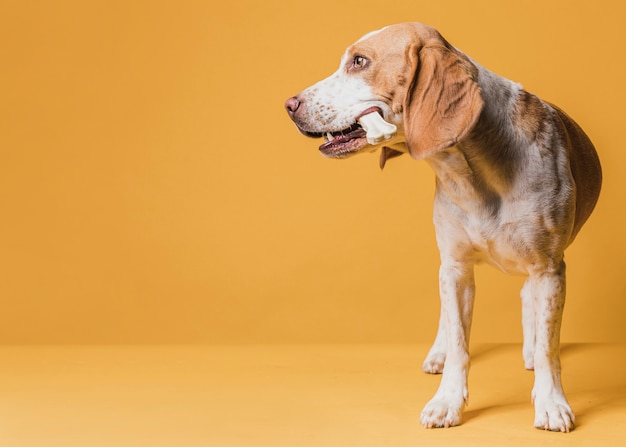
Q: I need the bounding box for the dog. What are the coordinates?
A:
[284,22,601,432]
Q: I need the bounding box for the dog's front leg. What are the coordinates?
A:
[421,261,475,428]
[529,261,575,432]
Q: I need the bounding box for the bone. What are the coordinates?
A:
[357,112,397,145]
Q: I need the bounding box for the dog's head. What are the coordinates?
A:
[285,23,484,167]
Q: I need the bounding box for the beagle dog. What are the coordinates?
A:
[284,23,601,431]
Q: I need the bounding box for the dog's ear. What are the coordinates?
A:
[404,43,484,159]
[379,147,404,169]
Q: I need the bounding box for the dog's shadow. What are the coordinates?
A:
[460,343,626,428]
[559,343,626,428]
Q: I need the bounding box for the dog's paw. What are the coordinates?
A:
[523,353,534,370]
[422,352,446,374]
[420,397,464,428]
[522,346,534,370]
[533,395,575,432]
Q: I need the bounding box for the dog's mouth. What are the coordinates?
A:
[319,124,368,158]
[304,107,382,158]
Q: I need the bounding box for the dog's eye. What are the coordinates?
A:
[352,55,368,69]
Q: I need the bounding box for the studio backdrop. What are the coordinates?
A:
[0,0,623,344]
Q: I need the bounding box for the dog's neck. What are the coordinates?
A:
[426,65,531,198]
[422,65,538,220]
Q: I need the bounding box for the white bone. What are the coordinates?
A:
[357,112,397,145]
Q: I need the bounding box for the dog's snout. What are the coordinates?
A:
[285,96,301,119]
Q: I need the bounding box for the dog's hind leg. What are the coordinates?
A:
[423,307,447,374]
[521,278,536,370]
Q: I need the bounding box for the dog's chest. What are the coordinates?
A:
[428,153,552,275]
[466,211,536,275]
[437,195,537,274]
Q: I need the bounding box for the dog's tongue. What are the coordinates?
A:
[358,112,397,145]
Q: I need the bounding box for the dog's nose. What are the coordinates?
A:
[285,96,301,118]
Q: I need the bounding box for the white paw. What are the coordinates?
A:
[533,395,575,432]
[420,396,464,428]
[523,353,534,370]
[422,352,446,374]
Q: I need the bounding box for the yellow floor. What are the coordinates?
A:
[0,344,624,446]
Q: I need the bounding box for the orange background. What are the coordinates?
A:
[0,0,624,344]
